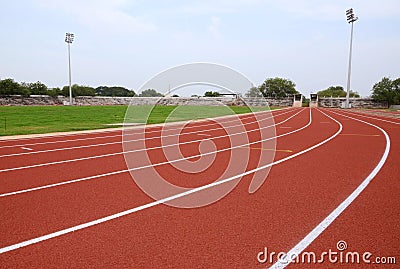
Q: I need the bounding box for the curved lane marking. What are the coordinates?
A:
[269,108,390,268]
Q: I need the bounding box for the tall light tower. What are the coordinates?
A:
[65,32,74,105]
[345,8,358,108]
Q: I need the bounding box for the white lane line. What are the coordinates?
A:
[347,109,400,119]
[0,107,293,149]
[0,151,120,173]
[0,109,309,196]
[0,109,302,173]
[0,169,129,198]
[20,147,33,151]
[332,109,400,125]
[0,128,122,143]
[269,108,390,269]
[0,109,295,158]
[197,133,212,137]
[1,134,122,149]
[0,108,343,254]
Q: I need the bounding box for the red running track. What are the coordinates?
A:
[0,108,398,268]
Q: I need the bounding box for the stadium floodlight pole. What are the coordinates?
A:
[65,33,74,105]
[345,8,358,109]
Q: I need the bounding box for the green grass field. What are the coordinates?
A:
[0,105,274,136]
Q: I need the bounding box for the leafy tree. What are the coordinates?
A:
[62,84,96,97]
[139,89,164,97]
[28,81,48,95]
[349,91,360,98]
[77,85,96,96]
[0,78,21,96]
[317,86,360,98]
[0,78,30,97]
[371,77,400,107]
[62,85,74,97]
[393,78,400,100]
[204,91,220,97]
[47,87,61,97]
[96,86,136,97]
[18,84,31,97]
[302,97,310,107]
[245,87,262,97]
[258,77,298,98]
[172,94,179,97]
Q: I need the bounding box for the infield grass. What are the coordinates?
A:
[0,105,275,136]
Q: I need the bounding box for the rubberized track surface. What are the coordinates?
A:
[0,108,399,268]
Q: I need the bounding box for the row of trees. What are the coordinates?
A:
[317,86,360,98]
[314,78,400,108]
[244,76,400,108]
[0,79,165,98]
[2,77,399,107]
[0,77,301,99]
[204,91,221,97]
[314,77,399,107]
[244,78,362,99]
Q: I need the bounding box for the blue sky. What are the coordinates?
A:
[1,0,399,97]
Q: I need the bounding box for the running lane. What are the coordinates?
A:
[0,108,391,268]
[285,108,399,269]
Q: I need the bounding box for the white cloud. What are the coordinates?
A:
[208,16,222,39]
[36,0,157,34]
[275,0,400,21]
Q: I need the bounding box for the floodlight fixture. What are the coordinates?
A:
[65,33,74,43]
[346,8,358,23]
